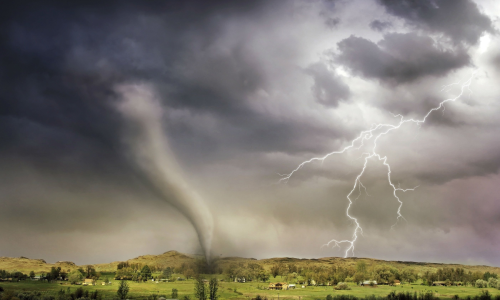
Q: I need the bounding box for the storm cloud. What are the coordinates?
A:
[377,0,495,45]
[1,0,500,266]
[335,33,471,85]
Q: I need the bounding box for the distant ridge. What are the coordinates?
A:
[1,251,499,274]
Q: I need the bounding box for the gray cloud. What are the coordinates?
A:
[334,33,471,85]
[1,0,500,266]
[377,0,494,45]
[369,20,393,32]
[304,62,350,107]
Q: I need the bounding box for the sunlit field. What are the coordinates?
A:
[2,275,500,300]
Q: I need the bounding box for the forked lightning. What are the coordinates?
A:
[280,73,475,257]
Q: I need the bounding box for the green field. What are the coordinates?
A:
[1,276,500,300]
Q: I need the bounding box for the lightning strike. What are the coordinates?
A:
[280,73,476,257]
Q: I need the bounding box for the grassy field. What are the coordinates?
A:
[1,276,500,300]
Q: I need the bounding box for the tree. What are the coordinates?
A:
[194,276,208,300]
[68,270,84,284]
[258,271,270,282]
[29,271,35,278]
[117,280,130,299]
[172,288,178,299]
[209,278,219,300]
[356,261,367,273]
[163,267,173,280]
[184,269,195,280]
[353,272,364,284]
[50,267,61,281]
[141,265,152,280]
[271,265,280,278]
[85,265,97,279]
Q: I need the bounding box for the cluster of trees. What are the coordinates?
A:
[115,265,154,282]
[45,267,67,282]
[216,261,499,288]
[475,277,500,289]
[116,261,178,273]
[224,262,270,282]
[219,261,418,286]
[0,270,28,281]
[194,277,219,300]
[421,268,498,287]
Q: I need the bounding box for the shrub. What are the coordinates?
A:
[488,278,498,288]
[476,280,488,288]
[334,282,351,290]
[326,295,333,300]
[330,295,358,300]
[0,286,4,292]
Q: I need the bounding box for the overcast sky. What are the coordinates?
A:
[1,0,500,266]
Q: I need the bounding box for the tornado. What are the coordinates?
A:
[115,83,214,261]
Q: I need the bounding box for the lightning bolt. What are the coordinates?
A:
[280,72,475,257]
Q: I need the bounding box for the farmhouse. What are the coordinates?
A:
[392,280,401,286]
[269,282,289,290]
[83,278,95,286]
[360,280,377,287]
[432,281,447,286]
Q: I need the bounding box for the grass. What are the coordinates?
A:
[1,276,500,300]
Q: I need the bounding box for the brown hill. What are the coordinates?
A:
[93,250,197,272]
[0,256,77,274]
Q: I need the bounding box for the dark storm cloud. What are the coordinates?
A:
[369,20,393,32]
[334,33,471,85]
[0,0,353,258]
[2,0,500,266]
[0,0,341,170]
[304,62,350,107]
[377,0,495,45]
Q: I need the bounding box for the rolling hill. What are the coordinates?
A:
[1,251,499,276]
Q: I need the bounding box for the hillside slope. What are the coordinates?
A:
[1,251,499,275]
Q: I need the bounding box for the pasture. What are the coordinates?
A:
[1,276,500,300]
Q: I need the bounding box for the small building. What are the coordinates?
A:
[288,284,296,289]
[432,281,446,286]
[84,278,95,286]
[360,280,378,287]
[269,282,289,290]
[392,280,401,286]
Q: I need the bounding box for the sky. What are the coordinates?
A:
[1,0,500,266]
